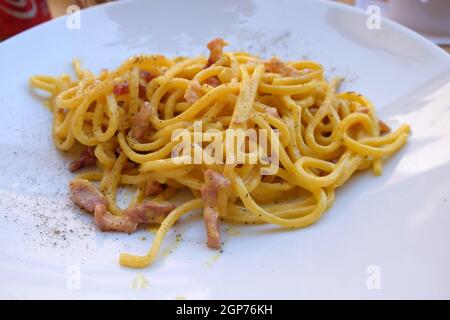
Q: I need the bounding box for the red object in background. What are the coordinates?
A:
[0,0,51,40]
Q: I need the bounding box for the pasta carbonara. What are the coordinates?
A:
[30,39,410,268]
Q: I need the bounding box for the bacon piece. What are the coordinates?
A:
[69,179,108,213]
[131,101,152,141]
[138,84,147,100]
[200,170,230,249]
[184,80,202,105]
[113,83,129,95]
[356,106,370,114]
[264,57,300,77]
[204,76,221,87]
[144,180,164,196]
[125,200,175,224]
[379,120,391,135]
[206,38,227,68]
[94,204,137,233]
[139,70,155,83]
[69,146,96,172]
[138,71,156,101]
[123,160,139,171]
[87,102,95,112]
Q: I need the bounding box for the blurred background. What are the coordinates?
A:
[0,0,449,53]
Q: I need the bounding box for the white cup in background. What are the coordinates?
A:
[389,0,450,36]
[355,0,450,45]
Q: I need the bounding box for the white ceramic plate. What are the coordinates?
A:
[1,0,449,299]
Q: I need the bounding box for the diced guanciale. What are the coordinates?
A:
[130,101,152,141]
[69,146,96,172]
[69,179,108,213]
[125,200,175,224]
[94,204,137,233]
[206,38,227,68]
[200,170,230,249]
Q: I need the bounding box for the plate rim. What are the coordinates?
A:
[1,0,449,63]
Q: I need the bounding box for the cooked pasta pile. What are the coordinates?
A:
[30,39,410,268]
